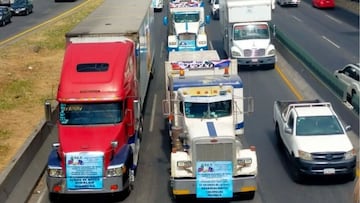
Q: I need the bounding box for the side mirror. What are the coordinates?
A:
[285,126,293,134]
[272,24,276,38]
[163,16,168,26]
[45,100,52,122]
[205,15,210,24]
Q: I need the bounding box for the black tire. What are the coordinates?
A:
[290,157,303,183]
[347,168,356,181]
[275,123,283,146]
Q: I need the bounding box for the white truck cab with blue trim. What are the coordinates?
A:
[163,50,258,200]
[163,0,210,52]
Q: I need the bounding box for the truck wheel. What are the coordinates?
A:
[275,124,283,146]
[290,158,303,183]
[347,168,356,181]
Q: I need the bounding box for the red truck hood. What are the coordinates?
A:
[58,124,126,153]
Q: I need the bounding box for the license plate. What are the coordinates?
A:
[251,58,258,62]
[323,168,335,175]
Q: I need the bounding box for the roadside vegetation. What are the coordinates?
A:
[0,0,103,172]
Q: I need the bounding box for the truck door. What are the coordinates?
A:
[283,112,294,154]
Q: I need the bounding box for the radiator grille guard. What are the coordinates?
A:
[193,139,235,174]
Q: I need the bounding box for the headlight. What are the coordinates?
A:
[107,164,126,177]
[197,40,207,46]
[169,41,177,46]
[177,160,192,168]
[344,149,356,160]
[48,167,64,178]
[237,158,252,167]
[298,150,312,160]
[268,49,276,56]
[231,50,241,57]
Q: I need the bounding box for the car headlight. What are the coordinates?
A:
[344,149,356,160]
[268,49,276,56]
[231,50,241,57]
[298,150,312,160]
[177,160,192,168]
[237,158,252,167]
[107,164,126,177]
[48,166,64,178]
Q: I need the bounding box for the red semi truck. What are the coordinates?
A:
[44,0,154,200]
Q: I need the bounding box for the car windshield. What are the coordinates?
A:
[59,102,123,125]
[12,0,27,6]
[233,24,269,40]
[296,116,344,135]
[184,100,231,118]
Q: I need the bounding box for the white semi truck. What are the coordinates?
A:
[163,0,210,52]
[163,50,258,200]
[220,0,276,69]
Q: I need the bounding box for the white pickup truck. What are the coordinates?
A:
[273,100,356,183]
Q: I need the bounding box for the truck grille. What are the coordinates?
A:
[195,142,233,162]
[311,152,345,161]
[243,49,265,57]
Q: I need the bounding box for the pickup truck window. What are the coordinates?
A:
[296,116,344,136]
[288,114,294,130]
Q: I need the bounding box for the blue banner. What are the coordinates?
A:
[196,161,233,198]
[66,152,104,190]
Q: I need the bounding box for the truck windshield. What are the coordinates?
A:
[173,13,200,23]
[183,100,231,118]
[59,102,122,125]
[233,24,269,40]
[296,116,344,136]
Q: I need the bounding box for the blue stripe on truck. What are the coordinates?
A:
[206,122,217,137]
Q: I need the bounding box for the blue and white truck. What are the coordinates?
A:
[163,0,210,52]
[163,50,257,200]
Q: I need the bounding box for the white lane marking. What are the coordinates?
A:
[160,42,164,59]
[325,14,342,24]
[209,40,214,50]
[149,94,157,132]
[292,15,302,22]
[322,36,340,48]
[37,186,47,203]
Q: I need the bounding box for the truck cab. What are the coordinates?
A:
[163,0,210,52]
[220,0,276,69]
[273,100,356,182]
[163,51,257,200]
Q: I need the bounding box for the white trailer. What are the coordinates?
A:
[220,0,276,69]
[163,50,257,200]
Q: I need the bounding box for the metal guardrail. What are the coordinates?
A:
[274,25,359,113]
[0,106,58,203]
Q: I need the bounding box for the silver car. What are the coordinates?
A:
[334,63,360,103]
[277,0,300,6]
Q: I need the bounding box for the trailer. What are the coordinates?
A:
[44,0,155,201]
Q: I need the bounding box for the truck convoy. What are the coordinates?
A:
[44,0,154,200]
[273,100,356,183]
[163,50,258,200]
[220,0,276,69]
[163,0,210,52]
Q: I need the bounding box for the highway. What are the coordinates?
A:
[0,0,358,203]
[0,0,84,42]
[272,0,359,72]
